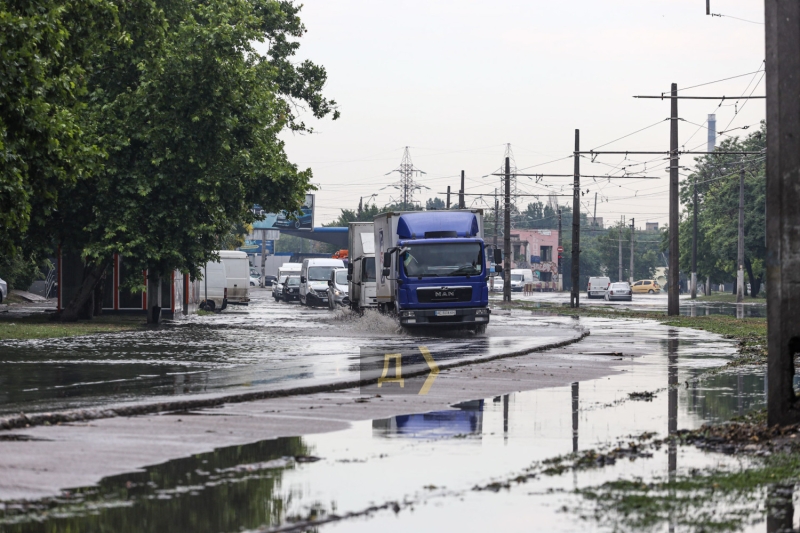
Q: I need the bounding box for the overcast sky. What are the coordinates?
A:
[273,0,765,228]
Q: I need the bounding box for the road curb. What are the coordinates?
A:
[0,329,589,431]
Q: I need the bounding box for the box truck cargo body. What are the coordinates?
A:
[348,222,378,311]
[374,210,497,332]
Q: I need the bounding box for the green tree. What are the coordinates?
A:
[0,0,119,258]
[425,197,445,210]
[679,123,766,296]
[55,0,338,320]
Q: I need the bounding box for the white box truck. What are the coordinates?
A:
[200,250,250,311]
[347,222,377,312]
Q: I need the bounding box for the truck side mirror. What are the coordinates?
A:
[300,276,306,283]
[347,274,352,281]
[495,264,503,275]
[383,252,392,268]
[494,249,502,264]
[382,267,390,277]
[347,264,353,275]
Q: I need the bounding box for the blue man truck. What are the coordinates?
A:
[374,210,502,333]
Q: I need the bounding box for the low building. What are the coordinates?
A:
[510,229,561,290]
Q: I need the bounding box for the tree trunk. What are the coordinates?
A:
[744,257,757,297]
[93,269,107,316]
[59,261,110,322]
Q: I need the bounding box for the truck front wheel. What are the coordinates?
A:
[471,323,487,334]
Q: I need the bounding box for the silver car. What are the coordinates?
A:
[605,282,632,301]
[327,268,349,310]
[0,276,6,304]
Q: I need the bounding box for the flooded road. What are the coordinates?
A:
[1,312,775,533]
[0,290,583,416]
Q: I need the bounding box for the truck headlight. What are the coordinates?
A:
[402,311,415,318]
[334,289,342,296]
[475,309,489,315]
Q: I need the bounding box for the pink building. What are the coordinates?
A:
[510,229,561,290]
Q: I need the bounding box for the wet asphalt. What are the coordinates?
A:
[0,291,769,532]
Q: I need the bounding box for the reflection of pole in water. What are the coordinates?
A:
[668,331,678,478]
[668,330,679,533]
[738,372,744,416]
[690,305,696,318]
[503,394,509,440]
[572,381,579,452]
[766,484,794,532]
[736,303,744,319]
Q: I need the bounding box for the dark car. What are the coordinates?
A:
[263,275,277,287]
[282,276,301,302]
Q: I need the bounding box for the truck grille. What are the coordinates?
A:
[416,286,472,303]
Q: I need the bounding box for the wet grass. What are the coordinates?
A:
[573,452,800,532]
[0,313,145,340]
[697,292,766,303]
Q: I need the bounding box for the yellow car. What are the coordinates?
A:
[632,279,661,294]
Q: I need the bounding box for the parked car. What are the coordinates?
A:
[488,275,504,292]
[509,269,534,292]
[249,275,260,287]
[282,276,301,302]
[273,274,287,300]
[327,268,350,310]
[587,276,611,299]
[263,275,277,287]
[0,276,6,304]
[605,282,632,301]
[632,279,661,294]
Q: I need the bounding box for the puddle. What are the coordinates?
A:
[0,321,776,533]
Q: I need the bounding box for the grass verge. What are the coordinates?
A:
[0,313,145,341]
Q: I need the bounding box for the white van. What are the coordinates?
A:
[510,269,535,292]
[300,258,345,307]
[219,251,250,305]
[200,257,228,311]
[587,276,611,299]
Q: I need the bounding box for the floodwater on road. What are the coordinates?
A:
[0,290,582,416]
[0,316,776,533]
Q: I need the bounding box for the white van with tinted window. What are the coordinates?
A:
[587,276,611,299]
[300,258,345,307]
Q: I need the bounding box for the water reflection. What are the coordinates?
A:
[372,400,484,439]
[572,382,579,453]
[766,484,794,533]
[0,437,313,533]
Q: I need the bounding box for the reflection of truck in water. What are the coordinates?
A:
[372,400,484,439]
[347,222,377,312]
[374,210,500,332]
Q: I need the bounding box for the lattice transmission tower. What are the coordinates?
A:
[385,146,427,210]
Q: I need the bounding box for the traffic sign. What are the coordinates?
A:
[557,246,563,253]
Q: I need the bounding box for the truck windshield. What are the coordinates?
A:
[511,274,524,281]
[362,257,376,282]
[308,266,336,281]
[335,270,348,285]
[401,243,483,278]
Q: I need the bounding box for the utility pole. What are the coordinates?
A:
[691,175,698,299]
[503,158,511,302]
[260,229,267,287]
[593,192,598,226]
[557,209,563,290]
[668,83,680,316]
[619,216,623,282]
[459,170,465,209]
[764,1,800,425]
[446,186,451,209]
[387,147,426,211]
[736,160,745,303]
[570,129,580,308]
[629,218,635,284]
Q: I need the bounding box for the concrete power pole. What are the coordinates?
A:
[570,129,580,308]
[736,160,745,303]
[260,229,267,287]
[668,83,680,316]
[593,192,598,226]
[618,216,623,282]
[691,176,698,299]
[446,186,451,209]
[765,0,800,426]
[503,158,512,302]
[459,170,465,209]
[558,209,563,290]
[629,218,635,284]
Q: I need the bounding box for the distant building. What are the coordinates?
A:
[509,229,561,291]
[646,222,659,232]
